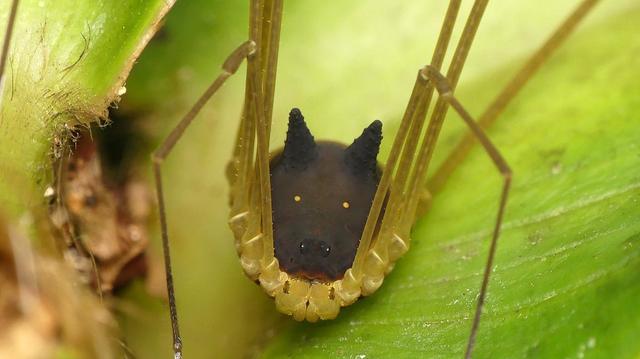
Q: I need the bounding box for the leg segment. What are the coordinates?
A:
[428,0,600,194]
[0,0,18,81]
[349,0,505,356]
[422,65,512,359]
[0,0,19,100]
[152,40,255,359]
[364,0,596,348]
[403,0,490,225]
[226,0,285,295]
[350,0,465,281]
[351,0,490,295]
[2,0,26,306]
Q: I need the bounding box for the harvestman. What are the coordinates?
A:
[145,0,600,358]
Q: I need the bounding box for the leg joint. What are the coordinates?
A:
[420,65,453,97]
[222,40,257,74]
[151,152,162,165]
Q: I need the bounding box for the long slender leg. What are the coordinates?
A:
[352,0,490,292]
[422,65,512,359]
[2,0,25,302]
[403,0,490,225]
[227,0,284,292]
[0,0,18,83]
[351,0,463,277]
[377,0,598,354]
[0,0,19,107]
[246,0,276,262]
[427,0,600,194]
[152,40,255,359]
[389,0,484,244]
[261,0,283,138]
[228,0,282,226]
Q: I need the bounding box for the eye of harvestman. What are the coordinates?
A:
[320,242,331,257]
[299,241,308,255]
[298,239,331,257]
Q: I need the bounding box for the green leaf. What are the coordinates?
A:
[0,0,174,219]
[118,1,640,358]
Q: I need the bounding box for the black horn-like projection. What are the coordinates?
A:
[282,108,317,170]
[344,120,383,177]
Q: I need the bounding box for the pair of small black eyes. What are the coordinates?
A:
[299,240,331,257]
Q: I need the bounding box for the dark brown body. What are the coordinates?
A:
[270,109,382,282]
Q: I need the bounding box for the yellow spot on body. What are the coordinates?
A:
[342,201,350,209]
[294,195,302,202]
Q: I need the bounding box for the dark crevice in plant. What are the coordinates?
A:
[47,108,160,296]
